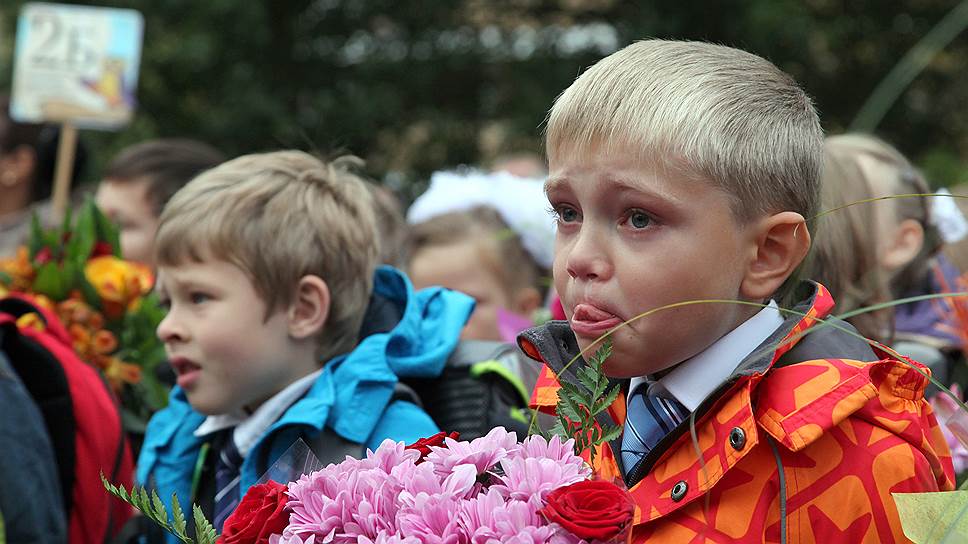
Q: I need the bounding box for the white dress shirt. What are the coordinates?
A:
[628,301,784,412]
[193,369,323,457]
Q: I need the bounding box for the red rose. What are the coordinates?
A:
[541,479,635,542]
[405,431,460,460]
[219,480,289,544]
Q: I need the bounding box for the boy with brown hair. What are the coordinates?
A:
[95,138,225,267]
[519,39,953,543]
[136,151,473,540]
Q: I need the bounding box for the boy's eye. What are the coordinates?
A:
[625,210,653,229]
[190,292,211,304]
[551,205,580,223]
[157,297,171,311]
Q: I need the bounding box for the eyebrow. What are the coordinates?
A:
[543,176,568,195]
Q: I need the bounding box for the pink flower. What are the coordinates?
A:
[357,535,422,544]
[268,533,315,544]
[425,427,519,478]
[286,442,414,541]
[458,488,557,544]
[931,384,968,474]
[511,434,586,470]
[397,492,465,544]
[492,456,590,508]
[361,439,422,472]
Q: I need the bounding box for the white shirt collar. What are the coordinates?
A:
[629,301,783,412]
[193,369,323,457]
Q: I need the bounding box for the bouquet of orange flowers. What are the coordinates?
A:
[0,198,169,433]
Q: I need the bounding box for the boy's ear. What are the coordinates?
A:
[741,211,811,301]
[511,287,543,317]
[287,275,330,340]
[880,218,924,272]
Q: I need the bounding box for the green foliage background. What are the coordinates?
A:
[1,0,966,196]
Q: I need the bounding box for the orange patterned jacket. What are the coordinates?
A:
[519,283,954,543]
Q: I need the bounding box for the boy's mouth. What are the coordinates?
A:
[570,303,623,338]
[170,356,202,389]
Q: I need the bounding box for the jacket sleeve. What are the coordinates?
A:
[365,400,439,451]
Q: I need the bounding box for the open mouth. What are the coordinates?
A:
[170,357,202,388]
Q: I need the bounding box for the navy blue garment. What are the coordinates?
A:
[0,350,67,542]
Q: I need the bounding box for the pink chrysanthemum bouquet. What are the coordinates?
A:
[215,428,633,544]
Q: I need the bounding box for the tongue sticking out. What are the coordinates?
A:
[574,304,618,322]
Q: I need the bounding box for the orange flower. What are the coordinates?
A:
[59,298,93,324]
[68,323,92,354]
[84,256,153,320]
[0,247,36,291]
[88,311,105,330]
[93,329,118,355]
[103,358,142,390]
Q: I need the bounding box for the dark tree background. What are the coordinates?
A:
[1,0,966,197]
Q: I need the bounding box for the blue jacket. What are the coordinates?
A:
[137,266,473,532]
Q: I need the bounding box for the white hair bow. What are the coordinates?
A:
[406,169,556,269]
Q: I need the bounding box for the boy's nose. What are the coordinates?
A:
[564,230,612,281]
[156,311,186,344]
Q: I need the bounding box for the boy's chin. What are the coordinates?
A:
[597,345,678,379]
[185,393,230,416]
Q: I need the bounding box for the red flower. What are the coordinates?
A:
[91,241,114,258]
[541,479,635,542]
[219,480,289,544]
[34,247,53,265]
[405,431,460,460]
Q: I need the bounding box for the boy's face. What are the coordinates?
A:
[546,147,761,378]
[96,178,159,268]
[155,258,318,415]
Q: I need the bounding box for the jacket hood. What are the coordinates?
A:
[304,265,474,444]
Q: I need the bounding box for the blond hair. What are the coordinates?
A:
[546,39,823,223]
[156,151,379,360]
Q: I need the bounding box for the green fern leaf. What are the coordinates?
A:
[594,383,622,414]
[150,490,168,525]
[170,495,188,540]
[600,423,622,444]
[193,504,219,544]
[576,366,599,394]
[588,340,613,368]
[550,418,568,439]
[138,486,152,513]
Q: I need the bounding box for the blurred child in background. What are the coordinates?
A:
[95,138,225,268]
[0,95,87,257]
[808,134,962,384]
[407,169,555,342]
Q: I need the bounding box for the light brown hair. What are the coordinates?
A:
[807,134,937,343]
[407,206,547,299]
[156,150,378,359]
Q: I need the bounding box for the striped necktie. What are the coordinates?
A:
[213,431,243,531]
[620,381,689,479]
